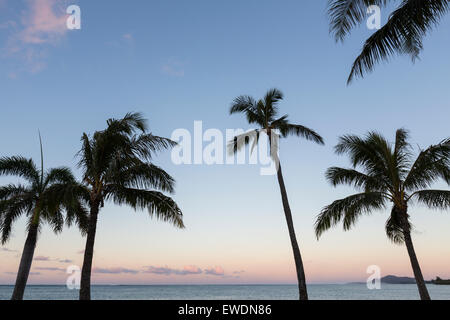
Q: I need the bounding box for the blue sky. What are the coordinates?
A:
[0,0,449,285]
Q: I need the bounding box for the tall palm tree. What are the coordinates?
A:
[228,89,324,300]
[315,129,450,300]
[0,137,87,300]
[328,0,450,83]
[77,112,184,300]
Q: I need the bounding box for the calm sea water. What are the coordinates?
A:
[0,284,449,300]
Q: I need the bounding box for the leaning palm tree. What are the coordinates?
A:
[315,129,450,300]
[0,137,88,300]
[228,89,324,300]
[328,0,450,83]
[77,112,184,300]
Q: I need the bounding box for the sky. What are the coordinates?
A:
[0,0,449,286]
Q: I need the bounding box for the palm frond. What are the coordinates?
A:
[315,192,386,238]
[328,0,388,42]
[229,95,261,125]
[0,197,33,244]
[78,112,184,232]
[347,0,450,83]
[413,190,450,210]
[0,156,40,185]
[107,161,176,194]
[227,129,260,156]
[106,112,147,135]
[107,187,184,228]
[263,88,283,119]
[44,167,76,188]
[394,128,412,179]
[326,167,385,191]
[403,138,450,191]
[40,209,64,234]
[276,123,324,145]
[129,134,177,161]
[400,29,424,62]
[334,133,391,185]
[0,184,30,201]
[42,181,89,231]
[76,133,94,180]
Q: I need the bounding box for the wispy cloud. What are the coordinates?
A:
[5,271,41,276]
[161,59,185,78]
[142,265,230,277]
[182,265,203,275]
[0,248,18,253]
[93,267,140,275]
[144,265,203,276]
[122,33,133,41]
[106,33,135,49]
[33,255,72,263]
[58,259,73,263]
[204,266,225,276]
[19,0,68,45]
[232,270,245,275]
[34,256,51,261]
[2,0,75,73]
[7,71,18,79]
[34,267,66,272]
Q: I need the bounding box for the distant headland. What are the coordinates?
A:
[382,275,450,285]
[350,275,450,285]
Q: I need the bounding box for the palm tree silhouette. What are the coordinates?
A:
[77,112,184,300]
[315,129,450,300]
[0,135,87,300]
[328,0,450,83]
[228,88,324,300]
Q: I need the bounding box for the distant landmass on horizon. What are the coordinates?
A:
[381,275,417,284]
[351,275,450,285]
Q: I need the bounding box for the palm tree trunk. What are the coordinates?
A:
[275,159,308,300]
[79,202,99,300]
[403,228,431,300]
[11,223,38,300]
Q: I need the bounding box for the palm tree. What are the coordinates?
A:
[228,89,324,300]
[0,136,87,300]
[77,112,184,300]
[315,129,450,300]
[327,0,450,83]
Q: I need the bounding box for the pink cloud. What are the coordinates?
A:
[182,265,202,275]
[4,271,41,276]
[34,256,51,261]
[144,265,203,276]
[93,267,140,275]
[34,267,65,272]
[122,33,133,41]
[19,0,68,45]
[2,0,75,74]
[205,266,225,276]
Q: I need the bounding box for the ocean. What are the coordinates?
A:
[0,284,449,300]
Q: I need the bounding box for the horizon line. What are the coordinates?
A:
[0,282,351,286]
